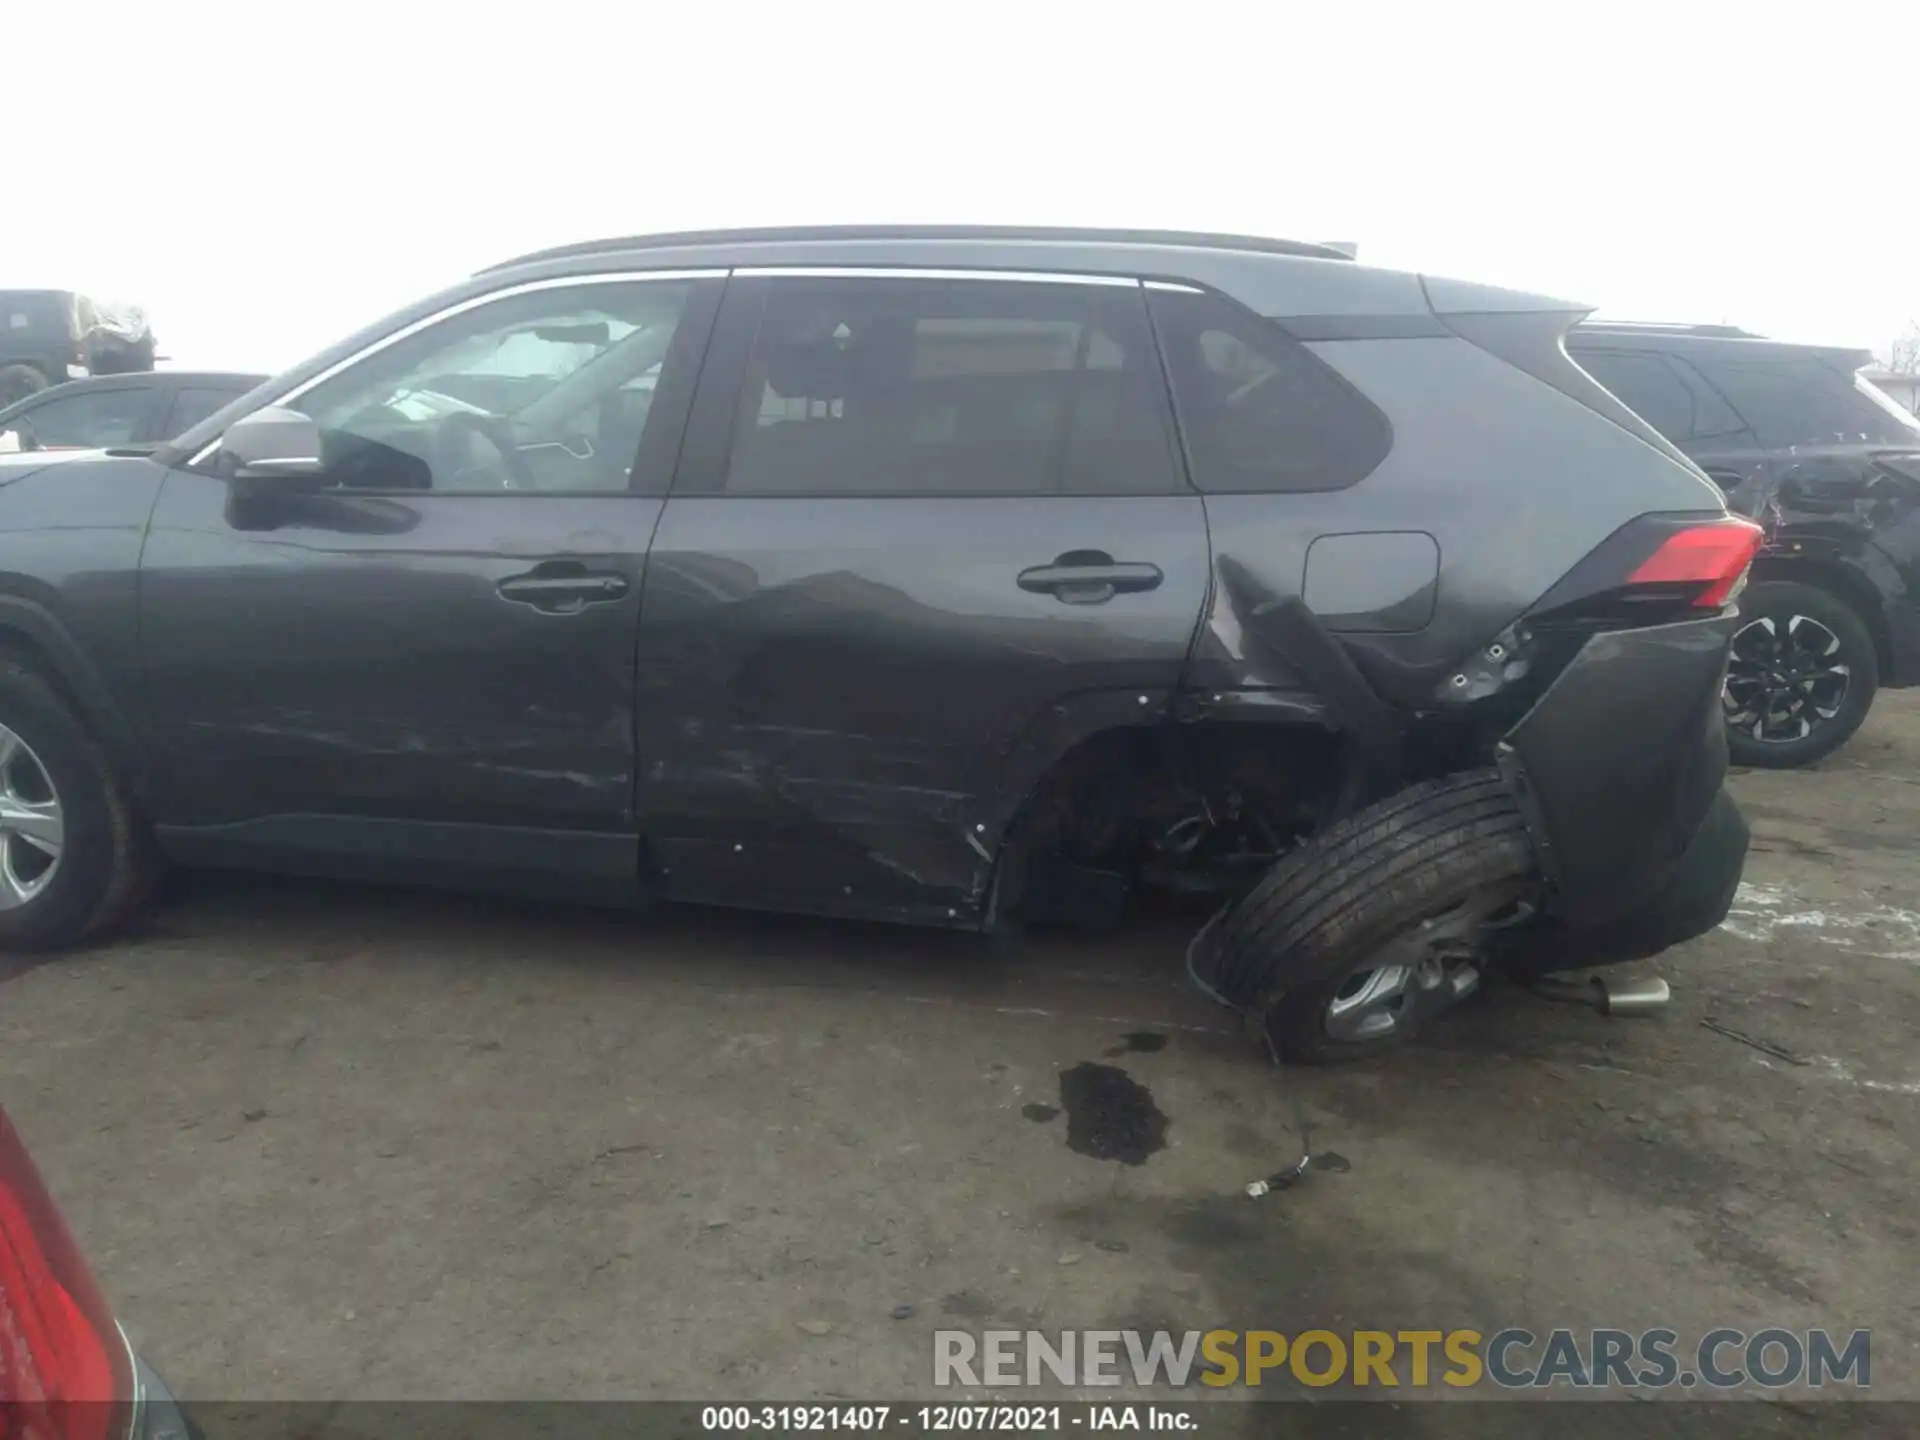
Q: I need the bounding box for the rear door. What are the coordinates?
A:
[634,268,1210,922]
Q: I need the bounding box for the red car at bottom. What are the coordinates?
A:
[0,1110,194,1440]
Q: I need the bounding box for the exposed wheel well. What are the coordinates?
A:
[0,619,146,803]
[990,719,1351,928]
[0,628,88,721]
[1748,556,1891,673]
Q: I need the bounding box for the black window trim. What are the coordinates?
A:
[671,267,1193,501]
[182,270,727,499]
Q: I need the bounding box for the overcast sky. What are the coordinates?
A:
[9,2,1914,373]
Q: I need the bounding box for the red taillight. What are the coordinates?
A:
[1626,518,1765,609]
[0,1112,129,1440]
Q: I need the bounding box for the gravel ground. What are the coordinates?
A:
[3,697,1916,1431]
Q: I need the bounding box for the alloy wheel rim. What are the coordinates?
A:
[1321,887,1527,1044]
[0,723,63,908]
[1723,614,1851,744]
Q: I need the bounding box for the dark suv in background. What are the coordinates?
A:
[0,291,156,407]
[0,227,1758,1061]
[1568,323,1920,767]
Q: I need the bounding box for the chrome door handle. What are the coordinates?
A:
[1017,553,1164,605]
[497,565,630,614]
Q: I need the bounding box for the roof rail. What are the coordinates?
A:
[480,225,1356,274]
[1576,319,1765,340]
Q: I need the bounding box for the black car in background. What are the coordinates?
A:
[1569,323,1920,767]
[0,372,267,453]
[0,291,157,406]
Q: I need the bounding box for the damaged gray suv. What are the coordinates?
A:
[0,226,1756,1061]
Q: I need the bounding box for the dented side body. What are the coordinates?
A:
[0,228,1748,938]
[1725,446,1920,687]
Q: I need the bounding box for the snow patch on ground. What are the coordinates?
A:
[1719,882,1920,960]
[1814,1055,1920,1096]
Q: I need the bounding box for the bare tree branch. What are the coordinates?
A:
[1880,322,1920,375]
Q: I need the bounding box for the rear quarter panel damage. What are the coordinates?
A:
[1189,335,1730,709]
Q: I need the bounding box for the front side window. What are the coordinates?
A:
[11,387,147,449]
[278,279,696,493]
[1148,287,1392,493]
[720,276,1178,497]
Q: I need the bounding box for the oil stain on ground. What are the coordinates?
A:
[1057,1061,1168,1165]
[1103,1030,1168,1057]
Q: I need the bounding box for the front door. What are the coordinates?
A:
[138,273,720,885]
[634,269,1211,923]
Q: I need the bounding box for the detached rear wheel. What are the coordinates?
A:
[1724,580,1878,769]
[1192,770,1538,1063]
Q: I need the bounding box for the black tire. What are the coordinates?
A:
[1193,770,1537,1063]
[1724,580,1879,770]
[0,655,155,951]
[0,363,49,409]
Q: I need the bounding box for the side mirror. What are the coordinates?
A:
[219,406,324,480]
[0,421,38,454]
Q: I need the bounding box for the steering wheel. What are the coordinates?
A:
[432,412,535,491]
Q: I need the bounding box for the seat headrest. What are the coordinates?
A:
[763,339,853,402]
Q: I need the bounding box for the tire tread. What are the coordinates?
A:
[1196,769,1537,1062]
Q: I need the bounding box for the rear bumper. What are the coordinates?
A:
[1498,612,1741,930]
[1491,787,1748,973]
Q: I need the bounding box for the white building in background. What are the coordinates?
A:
[1862,368,1920,416]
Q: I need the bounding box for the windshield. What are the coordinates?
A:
[428,311,640,395]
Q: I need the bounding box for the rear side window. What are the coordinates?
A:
[720,276,1180,497]
[1147,286,1391,493]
